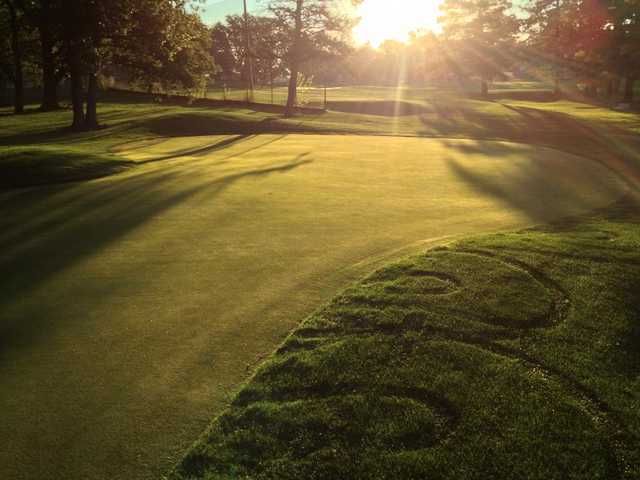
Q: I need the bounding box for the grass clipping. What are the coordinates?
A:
[171,201,640,480]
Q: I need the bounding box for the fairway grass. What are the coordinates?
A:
[172,197,640,480]
[2,87,639,187]
[0,133,629,480]
[1,87,639,480]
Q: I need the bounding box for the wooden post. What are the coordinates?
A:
[270,68,274,105]
[243,0,254,97]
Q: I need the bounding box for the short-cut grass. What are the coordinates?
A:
[2,86,639,187]
[2,132,627,480]
[171,197,640,480]
[1,85,639,480]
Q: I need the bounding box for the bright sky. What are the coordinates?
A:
[353,0,444,47]
[199,0,259,24]
[199,0,445,48]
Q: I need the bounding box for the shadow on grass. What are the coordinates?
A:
[0,148,135,188]
[444,144,626,223]
[326,100,430,117]
[483,90,558,102]
[419,100,640,195]
[142,113,318,138]
[101,88,324,115]
[135,135,254,164]
[0,152,313,353]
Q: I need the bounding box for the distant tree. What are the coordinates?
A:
[114,2,214,95]
[605,0,640,102]
[525,0,639,102]
[0,0,25,113]
[223,14,286,85]
[20,0,66,111]
[268,0,358,115]
[58,0,213,130]
[439,0,519,97]
[211,23,236,82]
[524,0,582,93]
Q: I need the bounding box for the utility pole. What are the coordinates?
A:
[243,0,255,99]
[554,0,561,96]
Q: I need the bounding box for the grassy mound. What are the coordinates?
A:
[172,198,640,480]
[0,147,133,188]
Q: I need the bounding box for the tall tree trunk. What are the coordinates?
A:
[480,78,488,98]
[623,75,636,103]
[553,77,561,97]
[285,65,298,115]
[284,0,303,117]
[69,47,84,130]
[39,0,59,111]
[607,78,614,99]
[84,72,98,129]
[83,3,101,129]
[5,0,24,114]
[242,0,254,95]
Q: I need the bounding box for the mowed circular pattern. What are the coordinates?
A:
[0,135,627,480]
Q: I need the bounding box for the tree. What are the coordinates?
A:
[57,0,213,130]
[525,0,581,94]
[605,0,640,102]
[222,14,286,85]
[113,1,214,95]
[211,23,235,82]
[18,0,66,110]
[268,0,358,115]
[0,0,25,113]
[525,0,639,102]
[439,0,519,97]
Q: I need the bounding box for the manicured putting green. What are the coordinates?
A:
[0,134,627,480]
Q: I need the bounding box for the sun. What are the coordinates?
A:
[353,0,443,47]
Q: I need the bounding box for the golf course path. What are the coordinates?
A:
[0,134,627,480]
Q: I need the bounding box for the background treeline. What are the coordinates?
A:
[211,0,639,101]
[0,0,213,128]
[1,0,639,128]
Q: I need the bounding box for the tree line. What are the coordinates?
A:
[212,0,639,103]
[1,0,639,127]
[0,0,213,128]
[0,0,358,121]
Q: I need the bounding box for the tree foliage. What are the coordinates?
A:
[267,0,358,114]
[0,0,214,127]
[439,0,520,96]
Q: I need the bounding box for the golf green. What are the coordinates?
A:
[0,134,627,480]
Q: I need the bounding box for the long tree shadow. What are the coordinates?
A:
[421,100,640,193]
[445,151,625,224]
[0,153,313,356]
[499,104,640,192]
[0,135,293,256]
[134,134,254,164]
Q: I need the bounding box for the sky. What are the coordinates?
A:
[198,0,528,48]
[199,0,261,24]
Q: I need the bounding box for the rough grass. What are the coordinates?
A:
[171,197,640,480]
